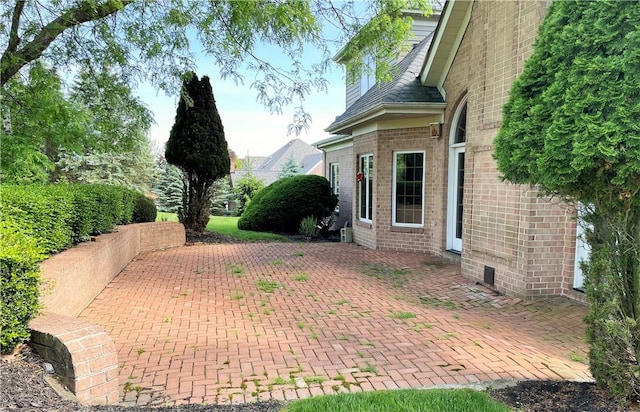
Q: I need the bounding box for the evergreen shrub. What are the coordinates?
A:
[133,193,158,223]
[238,175,337,233]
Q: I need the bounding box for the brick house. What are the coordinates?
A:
[316,0,588,300]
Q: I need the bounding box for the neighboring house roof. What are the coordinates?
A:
[231,138,322,186]
[326,33,446,135]
[300,153,323,174]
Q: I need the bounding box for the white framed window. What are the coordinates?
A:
[329,163,339,195]
[393,151,425,227]
[358,154,373,222]
[360,55,376,96]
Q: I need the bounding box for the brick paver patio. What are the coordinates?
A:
[79,242,592,406]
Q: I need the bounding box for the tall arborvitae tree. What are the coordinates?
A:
[494,0,640,402]
[165,73,229,233]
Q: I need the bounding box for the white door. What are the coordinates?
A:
[447,100,467,252]
[448,147,465,252]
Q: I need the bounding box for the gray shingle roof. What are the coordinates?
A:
[327,33,444,131]
[231,139,322,186]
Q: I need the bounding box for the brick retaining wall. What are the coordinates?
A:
[29,221,185,405]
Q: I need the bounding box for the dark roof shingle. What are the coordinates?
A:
[327,33,444,130]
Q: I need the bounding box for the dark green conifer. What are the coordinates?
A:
[166,73,230,233]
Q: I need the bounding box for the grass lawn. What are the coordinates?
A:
[281,389,511,412]
[156,212,288,242]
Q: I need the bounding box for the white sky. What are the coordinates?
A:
[138,46,346,158]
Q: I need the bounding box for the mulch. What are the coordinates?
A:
[4,326,639,411]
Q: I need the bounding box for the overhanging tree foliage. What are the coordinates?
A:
[165,73,229,233]
[494,0,639,402]
[1,63,87,183]
[1,63,156,190]
[1,1,432,129]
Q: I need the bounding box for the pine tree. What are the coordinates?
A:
[279,154,302,179]
[154,162,184,213]
[165,73,229,233]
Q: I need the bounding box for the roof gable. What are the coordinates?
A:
[326,34,445,134]
[419,0,474,91]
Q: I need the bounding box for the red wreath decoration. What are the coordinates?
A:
[356,172,364,182]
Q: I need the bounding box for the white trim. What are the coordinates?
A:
[349,115,445,137]
[325,102,446,134]
[358,154,374,223]
[420,0,474,88]
[392,151,426,228]
[314,134,353,151]
[446,98,467,252]
[436,2,473,90]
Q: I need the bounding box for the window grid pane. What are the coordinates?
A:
[394,152,424,225]
[359,155,373,221]
[330,163,339,195]
[455,104,467,144]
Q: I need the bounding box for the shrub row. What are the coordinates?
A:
[0,218,47,352]
[0,183,157,353]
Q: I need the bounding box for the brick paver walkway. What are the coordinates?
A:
[79,242,592,406]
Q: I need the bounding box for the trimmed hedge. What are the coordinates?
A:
[238,175,337,234]
[0,183,157,354]
[2,185,75,253]
[0,218,47,352]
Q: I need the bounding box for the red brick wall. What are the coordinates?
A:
[40,222,185,317]
[31,222,185,405]
[30,314,119,405]
[375,127,447,254]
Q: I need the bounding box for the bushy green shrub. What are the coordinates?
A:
[68,184,95,242]
[69,184,138,239]
[120,188,135,224]
[0,218,46,353]
[133,193,158,223]
[584,211,640,402]
[238,175,337,233]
